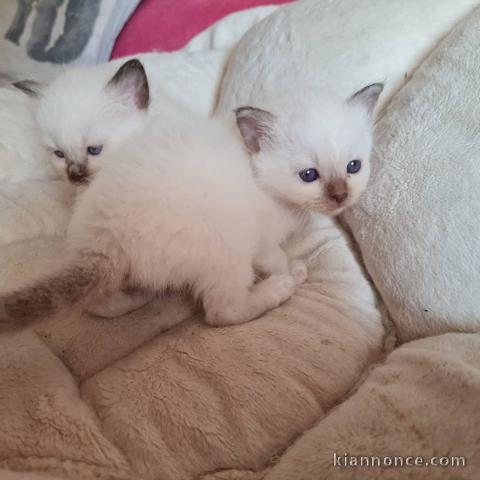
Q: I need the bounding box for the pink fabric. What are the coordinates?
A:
[111,0,295,58]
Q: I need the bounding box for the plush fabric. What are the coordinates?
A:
[184,6,281,53]
[112,0,294,57]
[224,332,480,480]
[0,215,384,479]
[343,5,480,341]
[216,0,477,113]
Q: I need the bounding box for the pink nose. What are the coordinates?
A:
[327,179,348,205]
[329,191,348,204]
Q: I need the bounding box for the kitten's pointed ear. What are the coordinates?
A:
[106,59,149,110]
[348,83,384,117]
[235,106,276,154]
[13,79,43,97]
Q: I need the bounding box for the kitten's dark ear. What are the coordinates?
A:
[348,83,384,117]
[106,59,149,110]
[235,106,276,154]
[13,79,43,97]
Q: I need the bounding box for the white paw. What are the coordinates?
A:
[265,274,296,305]
[289,260,308,285]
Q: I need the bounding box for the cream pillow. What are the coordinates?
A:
[343,8,480,341]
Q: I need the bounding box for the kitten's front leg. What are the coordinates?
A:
[255,247,307,284]
[87,289,155,318]
[203,270,296,327]
[255,246,289,276]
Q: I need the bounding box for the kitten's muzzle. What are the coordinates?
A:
[67,162,90,185]
[326,179,348,206]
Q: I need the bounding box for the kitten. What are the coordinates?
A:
[233,83,383,217]
[15,58,150,186]
[12,57,222,319]
[0,82,382,327]
[0,107,308,329]
[13,59,156,318]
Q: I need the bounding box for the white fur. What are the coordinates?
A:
[237,90,377,216]
[30,51,227,186]
[35,64,150,184]
[67,114,304,326]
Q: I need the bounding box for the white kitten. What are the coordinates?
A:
[15,59,151,186]
[0,107,307,328]
[233,83,383,217]
[1,78,382,326]
[15,50,224,186]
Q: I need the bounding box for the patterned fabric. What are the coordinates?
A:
[111,0,294,57]
[2,0,140,64]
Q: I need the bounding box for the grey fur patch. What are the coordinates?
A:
[1,251,122,328]
[4,284,55,324]
[107,59,150,110]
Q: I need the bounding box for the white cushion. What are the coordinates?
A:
[216,0,476,113]
[343,8,480,341]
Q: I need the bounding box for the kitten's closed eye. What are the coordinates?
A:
[87,145,103,156]
[347,160,361,174]
[54,150,65,159]
[299,168,320,183]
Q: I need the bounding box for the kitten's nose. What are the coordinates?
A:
[327,179,348,205]
[330,191,348,204]
[68,171,86,183]
[67,163,89,184]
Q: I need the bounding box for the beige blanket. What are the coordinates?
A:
[0,216,384,480]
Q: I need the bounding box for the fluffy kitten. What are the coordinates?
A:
[0,81,382,326]
[0,106,309,328]
[234,83,383,216]
[15,59,150,186]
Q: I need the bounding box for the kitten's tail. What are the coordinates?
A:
[0,249,127,329]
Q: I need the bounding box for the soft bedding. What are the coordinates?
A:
[112,0,294,56]
[0,0,479,479]
[216,0,477,113]
[343,4,480,341]
[0,215,384,479]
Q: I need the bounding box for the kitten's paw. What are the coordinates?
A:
[289,260,308,285]
[264,274,296,305]
[88,291,153,318]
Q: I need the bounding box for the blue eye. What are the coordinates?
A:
[347,159,362,174]
[87,145,103,156]
[54,150,64,158]
[299,168,320,182]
